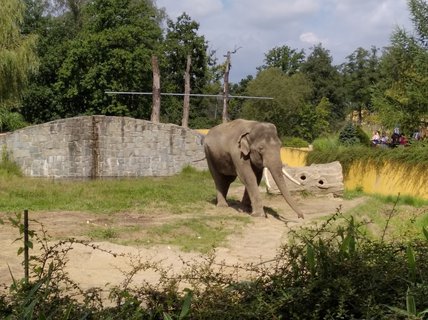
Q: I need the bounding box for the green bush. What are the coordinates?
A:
[282,136,310,148]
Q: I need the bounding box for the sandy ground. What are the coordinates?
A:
[0,186,366,297]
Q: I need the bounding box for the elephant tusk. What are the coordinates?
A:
[263,167,273,189]
[282,167,302,186]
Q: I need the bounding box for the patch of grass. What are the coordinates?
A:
[374,193,428,207]
[343,186,365,199]
[142,215,250,253]
[342,196,428,241]
[0,167,215,214]
[88,227,119,240]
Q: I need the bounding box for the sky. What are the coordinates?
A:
[155,0,414,83]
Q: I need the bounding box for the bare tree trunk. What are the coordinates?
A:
[151,55,161,123]
[182,55,191,128]
[222,51,231,123]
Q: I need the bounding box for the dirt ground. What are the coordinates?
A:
[0,185,366,296]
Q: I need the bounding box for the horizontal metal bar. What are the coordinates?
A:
[105,91,274,100]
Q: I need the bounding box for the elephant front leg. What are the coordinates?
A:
[240,176,264,217]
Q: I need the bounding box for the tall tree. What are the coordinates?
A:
[342,47,380,124]
[161,12,209,124]
[373,29,428,133]
[300,44,345,126]
[372,0,428,134]
[241,68,312,138]
[258,45,305,75]
[0,0,38,131]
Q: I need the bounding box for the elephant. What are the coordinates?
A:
[203,119,304,219]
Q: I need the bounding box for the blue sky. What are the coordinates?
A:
[155,0,413,82]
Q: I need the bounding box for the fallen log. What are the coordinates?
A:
[264,161,344,197]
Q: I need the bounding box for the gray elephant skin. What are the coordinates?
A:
[203,119,304,219]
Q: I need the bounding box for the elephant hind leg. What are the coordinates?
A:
[216,174,236,207]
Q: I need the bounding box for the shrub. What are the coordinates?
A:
[0,147,22,176]
[338,122,370,146]
[282,136,310,148]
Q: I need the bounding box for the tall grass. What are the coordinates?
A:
[0,147,22,177]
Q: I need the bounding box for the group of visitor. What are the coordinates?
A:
[371,127,418,148]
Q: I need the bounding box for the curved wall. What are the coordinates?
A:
[0,116,207,178]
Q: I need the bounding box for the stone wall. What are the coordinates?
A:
[0,116,207,178]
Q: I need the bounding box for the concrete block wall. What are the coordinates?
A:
[0,116,207,178]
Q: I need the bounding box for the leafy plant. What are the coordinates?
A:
[0,146,22,176]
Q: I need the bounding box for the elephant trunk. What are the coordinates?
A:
[268,163,304,219]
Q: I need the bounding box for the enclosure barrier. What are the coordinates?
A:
[280,148,428,200]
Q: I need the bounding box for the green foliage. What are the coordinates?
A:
[258,45,305,75]
[0,0,39,111]
[241,68,313,138]
[281,136,309,148]
[0,108,27,132]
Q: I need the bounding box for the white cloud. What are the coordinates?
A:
[299,32,328,46]
[156,0,223,19]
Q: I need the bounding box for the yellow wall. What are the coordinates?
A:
[280,147,428,200]
[280,147,310,167]
[346,161,427,199]
[195,129,209,135]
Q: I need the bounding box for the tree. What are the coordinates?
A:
[258,45,305,75]
[161,13,210,125]
[342,47,380,125]
[373,30,428,133]
[241,68,312,138]
[301,44,345,126]
[22,0,164,122]
[408,0,428,47]
[372,0,428,134]
[0,0,38,131]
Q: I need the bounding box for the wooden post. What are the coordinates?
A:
[151,55,161,123]
[24,209,29,283]
[222,51,231,123]
[182,54,191,128]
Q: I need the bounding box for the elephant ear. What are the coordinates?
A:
[238,133,251,156]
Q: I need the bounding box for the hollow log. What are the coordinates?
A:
[264,161,344,197]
